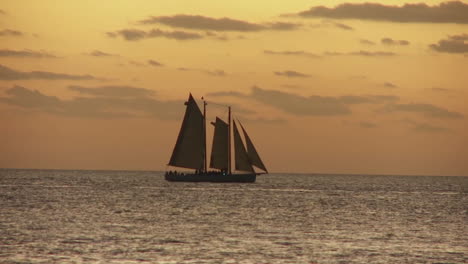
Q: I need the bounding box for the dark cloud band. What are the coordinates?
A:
[107,28,204,41]
[139,14,300,32]
[430,34,468,53]
[298,1,468,24]
[0,85,182,120]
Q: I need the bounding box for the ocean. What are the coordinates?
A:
[0,169,466,263]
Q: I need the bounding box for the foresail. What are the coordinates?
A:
[210,117,229,170]
[239,121,268,172]
[233,120,254,172]
[168,94,204,170]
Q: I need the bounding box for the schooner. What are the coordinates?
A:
[165,94,267,182]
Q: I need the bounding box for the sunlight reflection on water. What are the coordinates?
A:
[0,169,466,263]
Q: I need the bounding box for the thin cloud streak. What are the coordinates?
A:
[0,49,57,58]
[107,28,204,41]
[325,50,397,57]
[311,20,354,31]
[265,49,395,58]
[382,103,464,119]
[264,50,321,59]
[148,60,164,67]
[0,29,23,37]
[402,119,451,133]
[68,85,156,98]
[87,50,118,57]
[381,38,410,46]
[360,39,376,45]
[274,71,311,78]
[0,64,99,81]
[383,82,398,88]
[359,121,377,128]
[177,67,227,77]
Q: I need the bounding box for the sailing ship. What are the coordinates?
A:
[165,94,268,182]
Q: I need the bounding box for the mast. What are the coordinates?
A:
[203,98,207,173]
[228,106,231,175]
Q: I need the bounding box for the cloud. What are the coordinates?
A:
[148,59,164,67]
[86,50,118,57]
[381,38,410,46]
[266,22,301,31]
[265,49,395,58]
[210,87,399,117]
[249,87,350,116]
[128,60,146,67]
[281,84,302,89]
[413,123,450,133]
[382,103,464,119]
[338,94,399,104]
[430,87,453,93]
[325,50,397,57]
[274,70,311,78]
[206,91,247,98]
[359,121,377,128]
[0,49,57,58]
[429,34,468,53]
[334,22,354,30]
[349,50,396,56]
[264,50,321,59]
[177,67,226,77]
[107,28,204,41]
[383,82,398,88]
[360,39,376,45]
[0,64,99,81]
[0,29,23,37]
[0,85,183,120]
[208,87,350,116]
[297,1,468,24]
[402,119,451,133]
[138,14,300,32]
[205,69,226,77]
[310,20,354,30]
[68,85,156,98]
[237,117,287,124]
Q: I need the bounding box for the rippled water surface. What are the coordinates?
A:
[0,169,466,263]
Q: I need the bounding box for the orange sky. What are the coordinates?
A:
[1,0,467,176]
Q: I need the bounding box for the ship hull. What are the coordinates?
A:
[165,172,256,183]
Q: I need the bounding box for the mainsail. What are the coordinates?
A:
[233,120,254,172]
[168,94,204,170]
[210,117,229,170]
[239,121,268,172]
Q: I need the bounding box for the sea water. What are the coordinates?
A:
[0,169,466,263]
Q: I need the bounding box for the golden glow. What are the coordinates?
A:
[1,1,467,175]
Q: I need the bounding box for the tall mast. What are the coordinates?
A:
[203,98,207,173]
[228,106,231,175]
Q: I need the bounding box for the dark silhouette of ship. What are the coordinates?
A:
[165,94,267,182]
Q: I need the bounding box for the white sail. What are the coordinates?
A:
[239,121,268,172]
[233,120,254,172]
[168,94,204,170]
[210,117,229,170]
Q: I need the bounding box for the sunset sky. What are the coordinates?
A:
[1,0,467,176]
